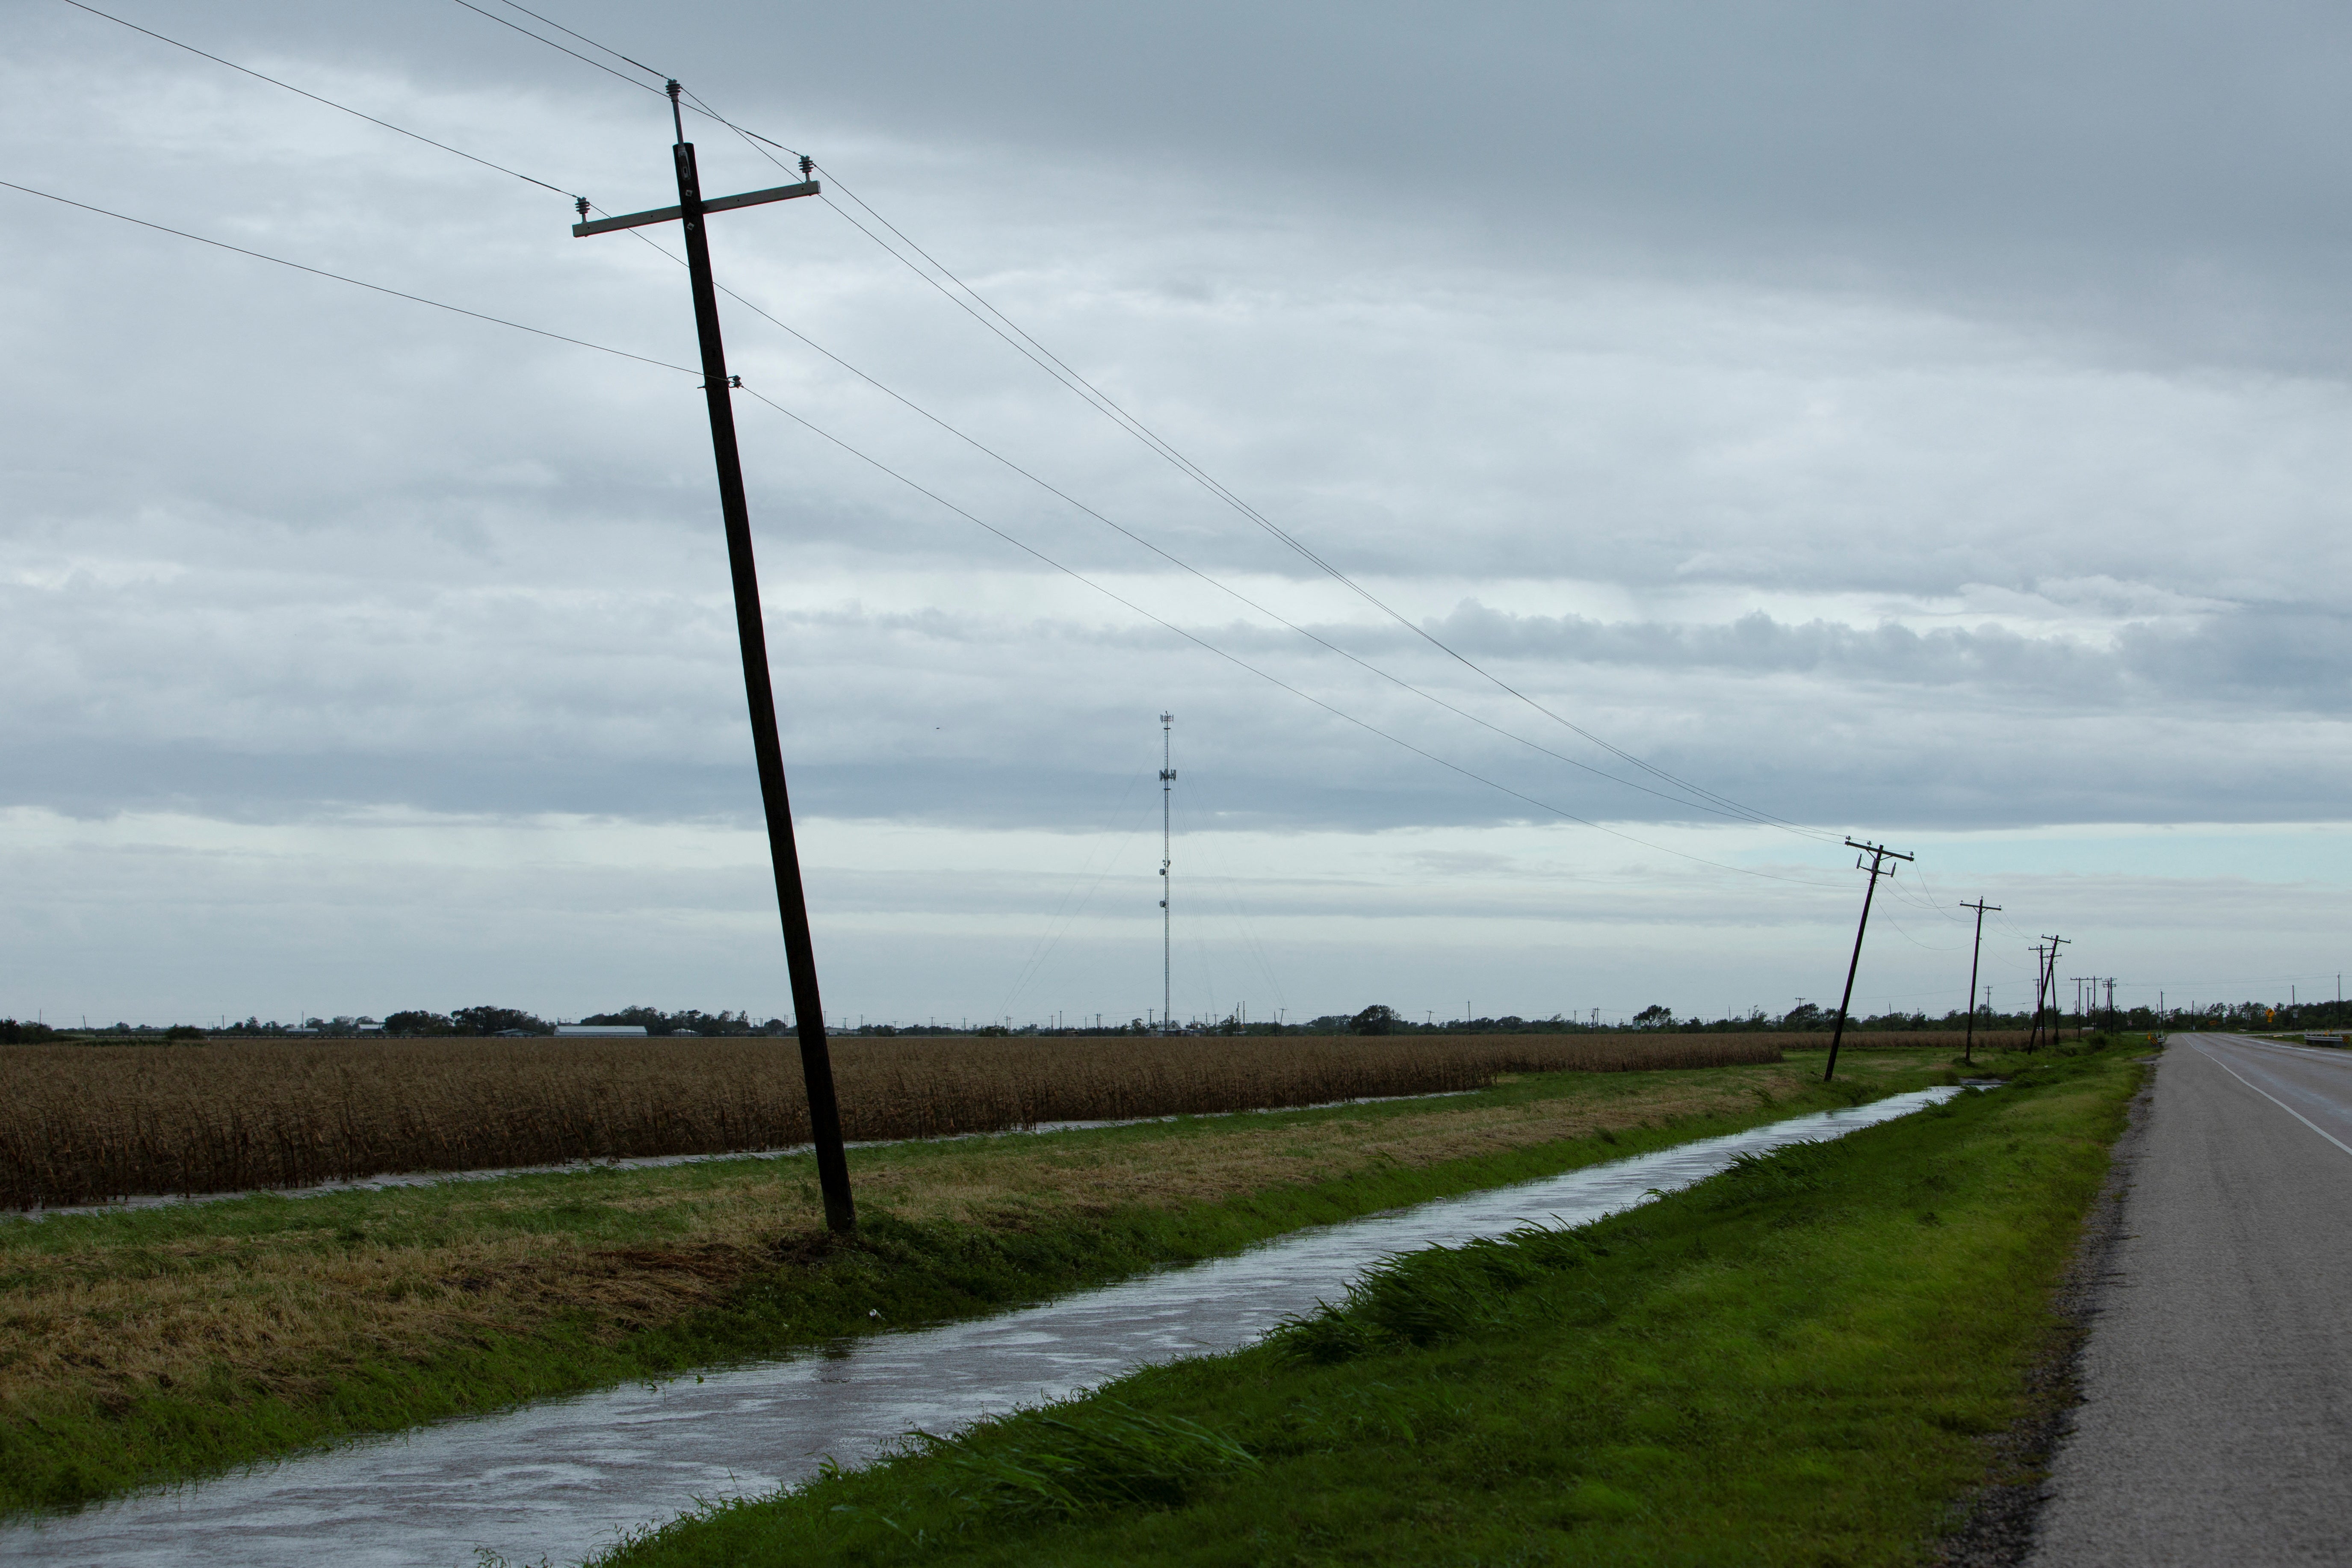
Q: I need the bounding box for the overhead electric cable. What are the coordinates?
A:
[59,0,584,200]
[614,233,1781,826]
[812,174,1837,839]
[0,178,693,375]
[732,381,1844,892]
[482,0,666,82]
[437,0,1831,841]
[447,0,671,97]
[1,170,1842,892]
[450,0,806,154]
[770,146,1832,839]
[50,3,1792,830]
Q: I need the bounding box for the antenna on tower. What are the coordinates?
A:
[1159,711,1175,1036]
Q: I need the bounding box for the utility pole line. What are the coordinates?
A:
[573,84,854,1233]
[1159,711,1175,1036]
[1959,898,2001,1066]
[1823,838,1914,1082]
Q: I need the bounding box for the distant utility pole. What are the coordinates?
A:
[572,84,854,1233]
[1159,711,1176,1035]
[2028,945,2047,1049]
[1823,838,1914,1082]
[1959,898,2001,1066]
[2030,936,2069,1049]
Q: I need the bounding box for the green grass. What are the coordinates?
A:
[593,1044,2140,1567]
[0,1052,1951,1518]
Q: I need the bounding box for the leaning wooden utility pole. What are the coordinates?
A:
[2027,943,2048,1050]
[1822,838,1914,1083]
[2028,935,2068,1052]
[573,83,854,1233]
[1958,898,2000,1065]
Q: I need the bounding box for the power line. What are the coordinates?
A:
[447,0,672,98]
[807,146,1834,840]
[747,158,1834,839]
[449,0,807,156]
[0,168,1843,894]
[437,1,1835,844]
[72,2,1780,830]
[732,382,1845,892]
[675,253,1783,825]
[59,0,583,201]
[797,156,1835,840]
[482,0,666,83]
[0,178,693,375]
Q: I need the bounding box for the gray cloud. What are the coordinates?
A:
[1432,601,2352,712]
[141,0,2352,375]
[9,1,2352,1020]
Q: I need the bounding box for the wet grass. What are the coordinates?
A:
[594,1043,2141,1567]
[0,1049,1948,1518]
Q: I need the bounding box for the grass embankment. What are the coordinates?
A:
[0,1049,1941,1516]
[0,1033,1782,1207]
[600,1042,2142,1568]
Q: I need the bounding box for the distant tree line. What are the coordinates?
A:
[6,995,2331,1045]
[377,1006,783,1036]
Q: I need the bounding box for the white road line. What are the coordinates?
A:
[2208,1033,2352,1067]
[2194,1039,2352,1161]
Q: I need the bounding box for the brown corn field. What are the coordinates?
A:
[0,1032,1811,1208]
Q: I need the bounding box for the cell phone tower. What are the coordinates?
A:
[1159,712,1176,1035]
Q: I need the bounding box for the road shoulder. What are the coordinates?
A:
[1932,1053,2158,1566]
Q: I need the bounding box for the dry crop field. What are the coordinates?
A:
[0,1032,1807,1208]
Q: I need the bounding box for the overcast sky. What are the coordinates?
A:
[6,0,2352,1028]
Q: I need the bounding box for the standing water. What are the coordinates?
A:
[6,1085,1967,1567]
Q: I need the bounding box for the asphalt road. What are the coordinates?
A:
[2029,1034,2352,1567]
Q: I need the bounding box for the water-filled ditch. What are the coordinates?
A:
[3,1084,1968,1567]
